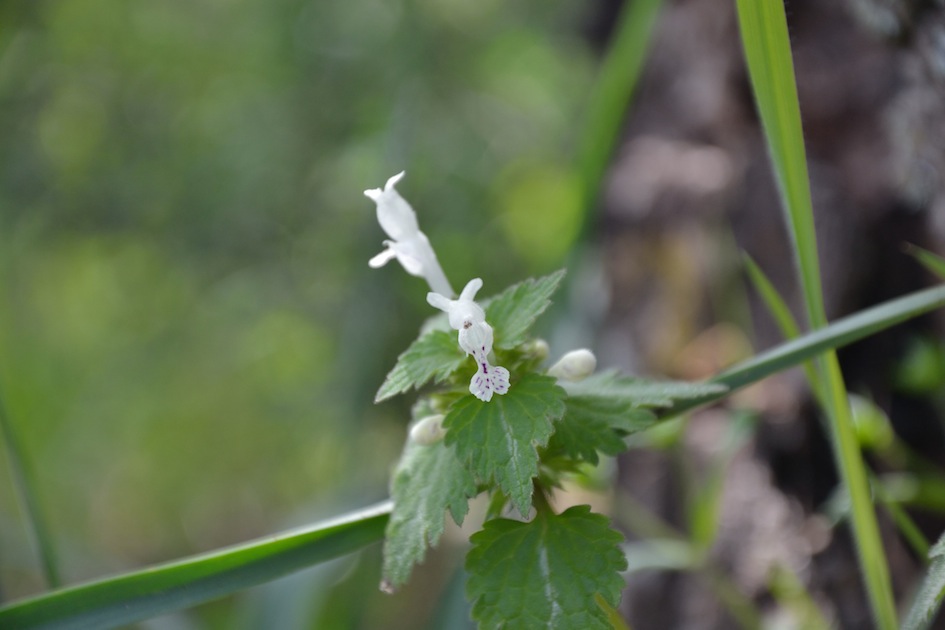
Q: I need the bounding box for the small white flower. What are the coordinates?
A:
[409,414,447,445]
[365,171,454,297]
[428,278,511,402]
[547,349,597,382]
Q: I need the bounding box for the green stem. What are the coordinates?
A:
[533,480,555,515]
[874,478,931,559]
[819,354,896,628]
[661,283,945,418]
[745,255,934,570]
[0,388,60,589]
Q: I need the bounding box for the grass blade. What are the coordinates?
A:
[0,388,61,589]
[664,283,945,416]
[742,254,801,339]
[742,254,822,401]
[578,0,663,217]
[746,257,931,559]
[734,0,897,626]
[0,501,391,629]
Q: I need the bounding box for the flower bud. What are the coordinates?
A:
[409,414,447,445]
[524,339,550,362]
[547,349,597,382]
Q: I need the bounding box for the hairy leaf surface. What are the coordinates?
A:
[466,505,627,630]
[376,330,466,402]
[903,533,945,630]
[485,270,566,349]
[564,370,726,408]
[444,373,565,515]
[548,396,657,464]
[382,440,476,588]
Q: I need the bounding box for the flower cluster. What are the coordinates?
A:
[365,172,510,402]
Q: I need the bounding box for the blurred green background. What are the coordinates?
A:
[0,0,596,626]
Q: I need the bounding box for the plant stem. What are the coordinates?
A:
[0,388,60,589]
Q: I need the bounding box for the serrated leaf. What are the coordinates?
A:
[376,330,467,402]
[466,505,627,630]
[444,373,566,515]
[485,269,566,349]
[564,370,727,408]
[382,440,476,588]
[903,531,945,630]
[547,396,657,464]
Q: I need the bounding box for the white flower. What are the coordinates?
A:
[365,171,454,297]
[427,278,511,402]
[547,348,597,382]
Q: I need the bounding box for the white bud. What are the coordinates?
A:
[409,414,447,445]
[525,339,550,361]
[547,349,597,382]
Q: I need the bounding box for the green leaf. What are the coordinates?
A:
[485,269,566,349]
[444,373,566,515]
[466,505,627,630]
[563,370,727,409]
[382,440,476,589]
[547,395,657,464]
[0,502,391,630]
[376,330,466,402]
[903,532,945,630]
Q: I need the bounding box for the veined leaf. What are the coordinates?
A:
[563,370,727,408]
[376,330,466,402]
[466,505,626,630]
[382,440,476,589]
[485,269,566,349]
[444,373,566,515]
[547,396,657,464]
